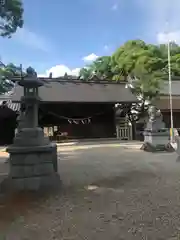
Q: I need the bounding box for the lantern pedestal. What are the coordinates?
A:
[6,143,58,191]
[5,123,59,193]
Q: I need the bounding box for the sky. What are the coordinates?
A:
[0,0,180,77]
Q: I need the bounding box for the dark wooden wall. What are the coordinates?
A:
[162,111,180,129]
[39,103,116,139]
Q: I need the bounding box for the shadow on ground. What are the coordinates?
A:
[91,170,157,189]
[0,156,61,232]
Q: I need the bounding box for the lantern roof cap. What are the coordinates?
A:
[18,67,43,87]
[18,78,43,87]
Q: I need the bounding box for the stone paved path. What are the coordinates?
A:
[0,144,180,239]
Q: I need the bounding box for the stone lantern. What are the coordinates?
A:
[4,67,59,192]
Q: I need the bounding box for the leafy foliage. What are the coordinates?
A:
[0,0,23,37]
[80,56,114,80]
[0,62,25,93]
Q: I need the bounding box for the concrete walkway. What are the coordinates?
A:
[0,141,142,159]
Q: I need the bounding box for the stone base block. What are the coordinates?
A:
[144,133,170,146]
[0,173,61,193]
[7,143,58,173]
[141,142,174,152]
[10,162,55,178]
[142,131,173,152]
[2,143,60,192]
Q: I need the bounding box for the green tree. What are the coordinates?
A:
[0,62,23,93]
[0,0,23,38]
[111,40,167,120]
[80,56,114,80]
[79,67,92,80]
[0,68,14,93]
[111,40,174,99]
[111,40,167,78]
[170,53,180,76]
[90,56,113,78]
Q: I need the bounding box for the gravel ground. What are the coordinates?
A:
[0,145,180,239]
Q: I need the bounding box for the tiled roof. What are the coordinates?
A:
[11,79,138,103]
[160,80,180,96]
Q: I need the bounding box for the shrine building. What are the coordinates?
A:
[0,77,138,144]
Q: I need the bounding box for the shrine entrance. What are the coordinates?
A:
[39,103,116,141]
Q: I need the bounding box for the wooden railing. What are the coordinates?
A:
[116,126,132,140]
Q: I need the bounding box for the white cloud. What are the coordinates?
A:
[136,0,180,43]
[38,65,81,78]
[104,45,109,51]
[103,45,112,52]
[71,68,81,76]
[82,53,99,62]
[157,31,180,44]
[111,4,118,11]
[12,28,51,52]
